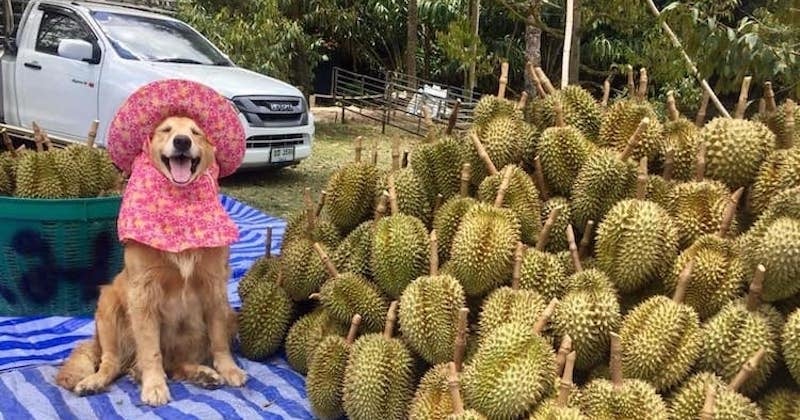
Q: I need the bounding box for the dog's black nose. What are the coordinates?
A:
[173,135,191,152]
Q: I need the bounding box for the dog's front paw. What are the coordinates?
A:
[140,379,171,406]
[74,373,111,396]
[191,366,224,389]
[218,364,247,387]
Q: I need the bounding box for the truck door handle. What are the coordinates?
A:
[24,62,42,70]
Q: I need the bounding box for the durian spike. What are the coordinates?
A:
[663,149,675,181]
[315,190,327,219]
[566,224,582,272]
[371,138,379,165]
[578,220,595,259]
[556,351,577,407]
[493,166,513,208]
[532,156,550,201]
[555,335,573,378]
[699,382,717,420]
[511,242,525,289]
[553,97,566,127]
[717,187,744,238]
[626,65,635,97]
[87,120,99,148]
[497,61,509,99]
[401,150,409,169]
[610,332,623,391]
[447,362,465,415]
[728,348,766,392]
[601,75,611,108]
[391,136,401,171]
[459,163,472,197]
[745,264,766,312]
[535,67,557,95]
[303,187,316,232]
[533,298,558,335]
[31,122,44,152]
[433,193,444,215]
[374,191,390,221]
[429,230,439,276]
[734,76,752,119]
[696,90,710,127]
[354,136,363,163]
[758,98,766,115]
[516,91,529,111]
[618,117,649,161]
[387,174,400,216]
[636,157,648,200]
[695,143,707,181]
[536,206,561,251]
[453,307,469,372]
[763,82,777,113]
[345,314,363,345]
[1,129,16,157]
[313,242,339,278]
[470,131,499,176]
[383,300,399,339]
[265,226,273,257]
[673,260,694,304]
[636,67,648,101]
[666,91,680,122]
[446,99,461,135]
[784,99,796,148]
[526,62,547,98]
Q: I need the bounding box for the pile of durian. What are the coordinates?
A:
[0,122,121,199]
[237,65,800,420]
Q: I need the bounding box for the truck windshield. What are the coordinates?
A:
[90,11,231,66]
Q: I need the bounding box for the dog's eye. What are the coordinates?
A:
[191,128,201,136]
[160,126,172,133]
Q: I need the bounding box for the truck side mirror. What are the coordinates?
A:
[58,39,99,64]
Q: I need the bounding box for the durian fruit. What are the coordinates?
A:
[471,64,520,128]
[750,99,799,216]
[667,349,767,420]
[553,225,622,371]
[466,112,526,186]
[754,82,800,149]
[532,159,572,253]
[237,227,281,302]
[449,167,522,297]
[434,164,479,263]
[284,308,348,375]
[529,351,589,420]
[399,230,468,365]
[371,175,430,299]
[663,91,700,182]
[283,189,342,246]
[783,308,800,384]
[280,237,329,302]
[578,333,669,420]
[461,299,558,420]
[537,98,595,197]
[477,242,548,345]
[342,301,415,420]
[595,159,679,294]
[570,118,645,230]
[662,188,748,320]
[324,140,380,234]
[619,262,702,391]
[51,149,81,198]
[759,387,800,420]
[378,137,433,226]
[698,265,783,396]
[311,243,388,333]
[15,150,65,198]
[0,152,13,195]
[331,192,388,280]
[741,215,800,302]
[307,314,363,420]
[700,116,776,189]
[528,81,602,141]
[237,275,295,361]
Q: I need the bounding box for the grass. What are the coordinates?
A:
[219,121,423,218]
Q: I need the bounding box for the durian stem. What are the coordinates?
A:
[303,187,316,232]
[618,118,649,161]
[494,166,513,208]
[420,105,434,129]
[315,191,327,219]
[447,362,465,415]
[695,90,710,127]
[433,193,444,215]
[391,137,401,171]
[579,220,595,259]
[535,67,557,95]
[728,348,766,392]
[31,122,44,152]
[313,242,339,278]
[512,242,525,289]
[610,332,623,391]
[663,149,675,181]
[345,314,362,345]
[383,300,398,339]
[536,207,561,251]
[764,82,777,113]
[87,120,99,148]
[516,92,528,111]
[402,150,410,169]
[526,62,548,98]
[637,68,648,101]
[497,61,509,99]
[453,307,469,372]
[699,382,717,420]
[666,91,680,122]
[695,143,707,181]
[673,260,694,304]
[735,76,752,119]
[470,132,499,176]
[533,298,558,335]
[308,293,321,300]
[446,100,461,135]
[265,227,273,258]
[718,187,744,238]
[758,98,766,115]
[374,191,390,221]
[460,163,472,197]
[556,351,577,407]
[626,65,635,97]
[601,75,611,108]
[429,230,439,276]
[533,156,551,201]
[636,157,648,200]
[745,265,766,312]
[1,129,16,157]
[784,99,796,149]
[371,138,379,165]
[387,174,400,216]
[555,335,573,378]
[566,224,582,273]
[554,98,566,127]
[354,136,363,163]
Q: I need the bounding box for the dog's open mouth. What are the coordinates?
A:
[161,154,200,185]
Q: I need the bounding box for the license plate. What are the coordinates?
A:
[270,146,295,163]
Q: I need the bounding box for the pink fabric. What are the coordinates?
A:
[117,152,239,252]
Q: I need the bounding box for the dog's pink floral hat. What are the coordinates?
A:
[107,79,245,178]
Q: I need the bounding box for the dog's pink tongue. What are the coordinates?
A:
[169,157,192,183]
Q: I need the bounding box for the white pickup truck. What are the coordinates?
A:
[0,0,314,170]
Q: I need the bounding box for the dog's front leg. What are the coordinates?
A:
[203,260,247,387]
[127,275,170,406]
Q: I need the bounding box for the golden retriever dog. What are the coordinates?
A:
[56,116,247,406]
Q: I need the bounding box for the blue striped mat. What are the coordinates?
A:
[0,195,314,419]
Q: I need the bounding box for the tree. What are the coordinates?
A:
[406,0,419,80]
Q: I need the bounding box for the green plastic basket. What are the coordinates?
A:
[0,195,123,316]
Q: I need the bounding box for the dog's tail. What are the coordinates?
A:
[55,338,100,391]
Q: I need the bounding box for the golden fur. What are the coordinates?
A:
[55,117,246,406]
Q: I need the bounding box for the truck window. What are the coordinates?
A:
[35,10,96,56]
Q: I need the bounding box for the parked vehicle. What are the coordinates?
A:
[0,0,314,169]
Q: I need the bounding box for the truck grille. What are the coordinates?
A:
[232,95,308,128]
[246,134,305,149]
